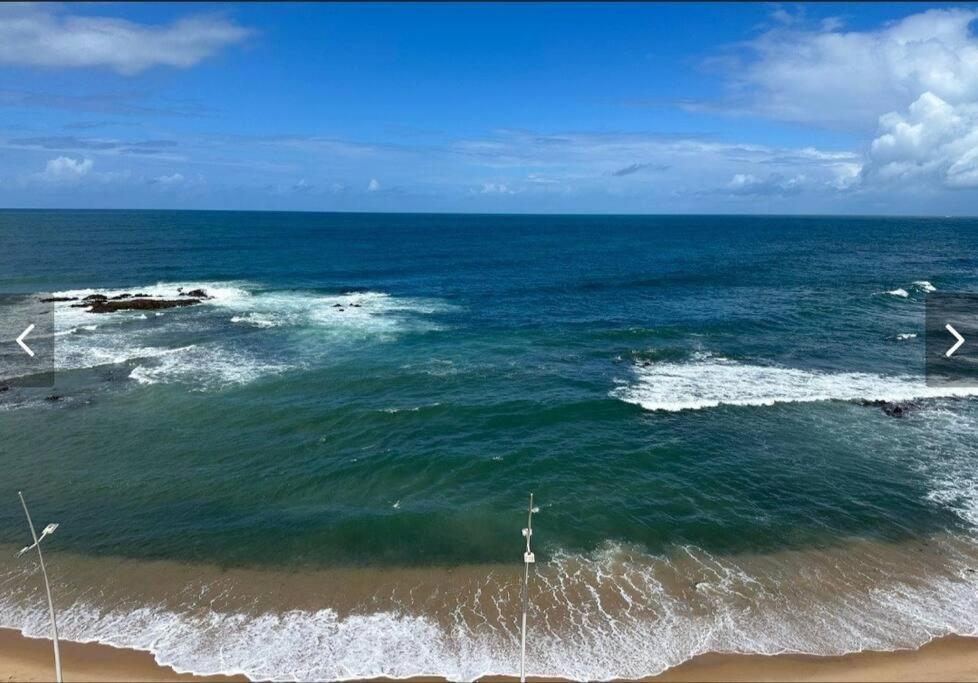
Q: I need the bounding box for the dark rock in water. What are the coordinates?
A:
[332,303,343,308]
[338,308,345,312]
[44,395,62,402]
[111,293,132,300]
[87,298,201,314]
[0,385,9,392]
[860,399,918,417]
[83,294,108,302]
[40,296,78,302]
[351,303,361,307]
[133,293,150,298]
[884,402,921,417]
[185,288,209,299]
[70,303,90,308]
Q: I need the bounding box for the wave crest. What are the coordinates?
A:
[613,357,978,412]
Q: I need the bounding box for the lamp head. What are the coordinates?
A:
[42,523,58,536]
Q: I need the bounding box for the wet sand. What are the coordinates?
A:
[0,628,245,682]
[652,636,978,682]
[4,628,978,682]
[5,535,978,681]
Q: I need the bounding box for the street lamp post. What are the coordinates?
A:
[519,492,538,683]
[17,491,62,683]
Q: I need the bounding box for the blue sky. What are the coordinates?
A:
[1,2,977,214]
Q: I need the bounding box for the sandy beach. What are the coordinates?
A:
[4,628,978,683]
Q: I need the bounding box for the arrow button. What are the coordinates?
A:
[946,323,965,358]
[16,324,35,357]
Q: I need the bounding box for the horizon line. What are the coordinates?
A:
[0,207,971,220]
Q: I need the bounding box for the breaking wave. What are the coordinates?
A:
[612,357,978,412]
[127,345,291,389]
[35,282,451,390]
[882,281,936,299]
[5,537,978,681]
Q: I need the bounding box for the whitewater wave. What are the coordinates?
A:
[613,357,978,412]
[36,281,451,390]
[882,281,936,299]
[128,346,290,389]
[5,537,978,681]
[381,403,441,414]
[225,289,451,339]
[46,282,449,338]
[913,409,978,529]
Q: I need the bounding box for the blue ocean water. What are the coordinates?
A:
[2,210,978,680]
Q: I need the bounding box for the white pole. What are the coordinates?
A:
[520,492,535,683]
[18,491,62,683]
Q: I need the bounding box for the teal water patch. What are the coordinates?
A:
[4,211,978,679]
[1,210,977,569]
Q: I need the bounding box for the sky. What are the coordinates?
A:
[1,2,977,214]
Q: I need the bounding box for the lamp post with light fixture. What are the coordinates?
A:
[519,492,539,683]
[17,491,62,683]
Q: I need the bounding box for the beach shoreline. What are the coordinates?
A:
[4,628,978,682]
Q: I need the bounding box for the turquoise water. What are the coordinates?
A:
[3,210,978,679]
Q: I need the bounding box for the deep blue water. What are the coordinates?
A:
[2,210,978,680]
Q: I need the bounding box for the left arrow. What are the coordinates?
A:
[16,323,35,357]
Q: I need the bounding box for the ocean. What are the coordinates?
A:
[2,210,978,680]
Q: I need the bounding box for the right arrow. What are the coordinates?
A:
[946,323,965,358]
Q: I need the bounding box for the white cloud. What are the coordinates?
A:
[451,130,853,199]
[367,178,380,192]
[36,156,93,183]
[25,155,143,187]
[726,172,805,196]
[153,172,185,185]
[479,182,516,194]
[828,162,862,190]
[729,8,978,130]
[865,91,978,188]
[0,5,250,75]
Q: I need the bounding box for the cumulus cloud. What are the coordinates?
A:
[0,5,250,75]
[726,8,978,130]
[828,162,862,190]
[25,155,141,187]
[35,156,93,183]
[864,91,978,188]
[726,172,805,196]
[367,178,381,192]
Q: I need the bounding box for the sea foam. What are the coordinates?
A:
[36,281,450,391]
[613,357,978,412]
[5,537,978,681]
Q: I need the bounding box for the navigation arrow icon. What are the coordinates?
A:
[946,323,965,358]
[16,323,35,357]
